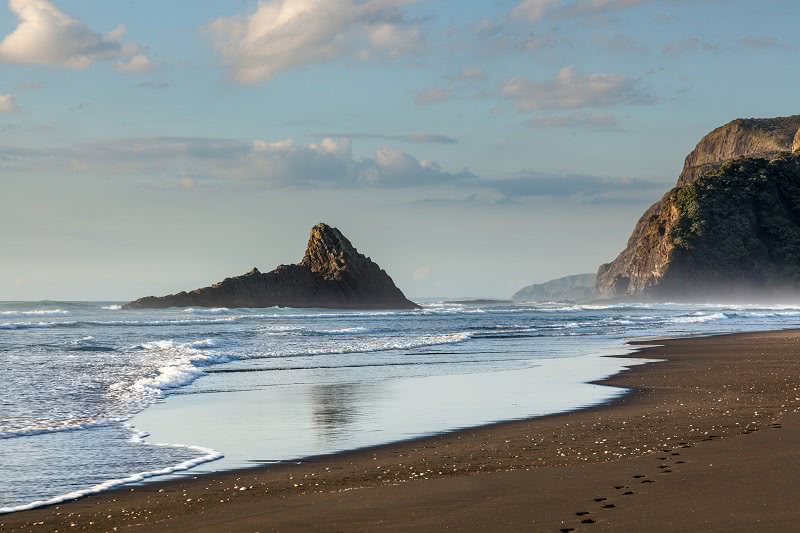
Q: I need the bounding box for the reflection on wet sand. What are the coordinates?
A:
[309,382,384,445]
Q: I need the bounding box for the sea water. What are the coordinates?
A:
[2,300,800,512]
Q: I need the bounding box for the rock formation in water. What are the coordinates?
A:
[124,223,419,310]
[512,273,597,302]
[596,114,800,300]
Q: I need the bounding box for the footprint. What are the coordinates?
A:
[633,475,645,479]
[661,469,672,473]
[671,453,681,456]
[658,457,667,460]
[658,465,669,469]
[576,512,591,516]
[602,504,616,509]
[641,480,655,484]
[582,519,597,524]
[676,461,686,464]
[594,498,607,502]
[560,528,575,532]
[623,491,635,495]
[614,485,625,490]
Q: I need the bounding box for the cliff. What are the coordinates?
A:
[678,115,800,186]
[124,223,419,310]
[597,115,800,300]
[512,273,596,302]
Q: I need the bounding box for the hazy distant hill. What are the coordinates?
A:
[596,114,800,300]
[512,274,597,302]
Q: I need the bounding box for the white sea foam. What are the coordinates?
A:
[1,338,234,441]
[101,305,122,310]
[184,307,233,315]
[316,327,369,334]
[128,339,237,403]
[670,312,728,324]
[0,321,78,330]
[0,418,125,440]
[0,424,223,514]
[0,309,69,316]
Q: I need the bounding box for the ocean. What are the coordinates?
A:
[2,299,800,513]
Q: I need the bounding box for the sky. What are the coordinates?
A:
[0,0,797,301]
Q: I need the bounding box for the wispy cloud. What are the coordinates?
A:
[313,132,458,144]
[415,87,451,106]
[526,112,619,129]
[738,37,790,50]
[489,172,663,203]
[204,0,423,84]
[136,81,170,90]
[14,81,46,91]
[449,67,487,82]
[512,0,647,22]
[502,66,655,111]
[663,37,719,56]
[0,0,150,70]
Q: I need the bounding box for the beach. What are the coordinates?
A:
[3,329,800,532]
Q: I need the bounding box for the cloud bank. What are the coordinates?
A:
[4,136,474,189]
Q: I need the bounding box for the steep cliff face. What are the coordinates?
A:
[124,224,419,310]
[512,274,596,302]
[597,149,800,300]
[678,115,800,186]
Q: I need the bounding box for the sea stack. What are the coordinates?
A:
[124,223,419,310]
[596,114,800,300]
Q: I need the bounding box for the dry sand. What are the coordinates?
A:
[3,330,800,532]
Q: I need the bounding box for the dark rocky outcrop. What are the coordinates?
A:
[124,223,419,310]
[597,115,800,300]
[512,274,597,302]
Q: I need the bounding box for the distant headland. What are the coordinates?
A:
[511,114,800,303]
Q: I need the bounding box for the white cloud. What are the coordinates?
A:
[0,94,18,112]
[0,0,150,70]
[502,66,654,110]
[366,22,422,57]
[415,87,451,106]
[204,0,422,84]
[116,54,153,73]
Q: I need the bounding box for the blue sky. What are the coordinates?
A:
[0,0,797,300]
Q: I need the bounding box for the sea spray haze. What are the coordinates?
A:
[4,300,800,512]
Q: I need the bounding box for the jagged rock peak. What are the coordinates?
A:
[300,223,359,281]
[123,223,419,310]
[679,114,800,185]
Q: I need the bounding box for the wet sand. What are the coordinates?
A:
[4,330,800,532]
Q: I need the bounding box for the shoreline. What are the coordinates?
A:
[4,329,800,531]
